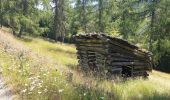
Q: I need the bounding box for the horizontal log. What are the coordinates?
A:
[107,58,141,62]
[75,39,106,44]
[76,47,107,54]
[108,40,145,54]
[107,53,135,59]
[108,49,150,62]
[110,62,147,66]
[76,43,106,47]
[107,42,149,58]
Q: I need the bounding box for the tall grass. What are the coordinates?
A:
[0,28,170,100]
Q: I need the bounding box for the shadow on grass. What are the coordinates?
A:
[142,93,170,100]
[19,37,33,42]
[66,64,78,70]
[48,48,76,56]
[73,83,170,100]
[73,84,116,100]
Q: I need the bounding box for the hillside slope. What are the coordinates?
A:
[0,28,170,100]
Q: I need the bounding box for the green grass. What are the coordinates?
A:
[18,37,78,69]
[0,28,170,100]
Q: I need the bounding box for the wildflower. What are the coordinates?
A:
[38,84,42,88]
[29,77,33,80]
[38,91,42,94]
[65,84,68,86]
[31,81,35,85]
[28,92,32,94]
[38,83,42,86]
[37,76,40,78]
[44,88,48,92]
[83,93,87,96]
[22,89,27,93]
[30,86,35,91]
[58,89,64,93]
[26,63,29,67]
[100,97,104,100]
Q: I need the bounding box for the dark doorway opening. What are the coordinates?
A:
[122,66,132,77]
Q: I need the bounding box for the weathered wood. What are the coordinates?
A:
[74,33,153,77]
[110,61,147,66]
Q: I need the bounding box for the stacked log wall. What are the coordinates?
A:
[74,33,153,77]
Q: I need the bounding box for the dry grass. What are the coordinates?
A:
[0,27,170,100]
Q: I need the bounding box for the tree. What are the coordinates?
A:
[98,0,103,32]
[53,0,65,42]
[17,0,29,37]
[149,0,156,51]
[0,0,2,28]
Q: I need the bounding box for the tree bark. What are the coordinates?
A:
[18,0,28,37]
[149,0,156,51]
[18,26,24,37]
[12,27,16,36]
[0,0,2,28]
[98,0,103,32]
[53,0,65,42]
[121,0,128,39]
[82,0,87,32]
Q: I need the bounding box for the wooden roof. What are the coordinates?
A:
[74,33,152,55]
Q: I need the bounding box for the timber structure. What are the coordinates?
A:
[74,33,153,77]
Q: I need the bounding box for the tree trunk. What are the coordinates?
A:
[121,0,128,39]
[54,0,59,41]
[98,0,103,32]
[17,0,28,37]
[53,0,65,42]
[18,26,23,37]
[12,28,16,36]
[23,0,28,16]
[82,0,87,32]
[0,0,2,28]
[149,0,156,51]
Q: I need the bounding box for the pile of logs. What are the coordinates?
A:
[74,33,153,77]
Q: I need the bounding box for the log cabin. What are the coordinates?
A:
[74,33,153,78]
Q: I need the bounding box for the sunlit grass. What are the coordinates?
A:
[17,37,78,69]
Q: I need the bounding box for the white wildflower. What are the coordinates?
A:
[100,97,104,100]
[38,84,42,88]
[31,81,35,85]
[22,89,27,93]
[30,86,35,91]
[83,93,87,96]
[38,83,42,86]
[38,91,42,94]
[44,88,48,92]
[58,89,64,93]
[66,84,68,86]
[29,77,33,80]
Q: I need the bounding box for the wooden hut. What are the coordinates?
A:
[74,33,153,77]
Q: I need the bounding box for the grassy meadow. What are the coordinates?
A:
[0,28,170,100]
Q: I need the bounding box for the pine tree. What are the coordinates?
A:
[0,0,2,28]
[53,0,65,42]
